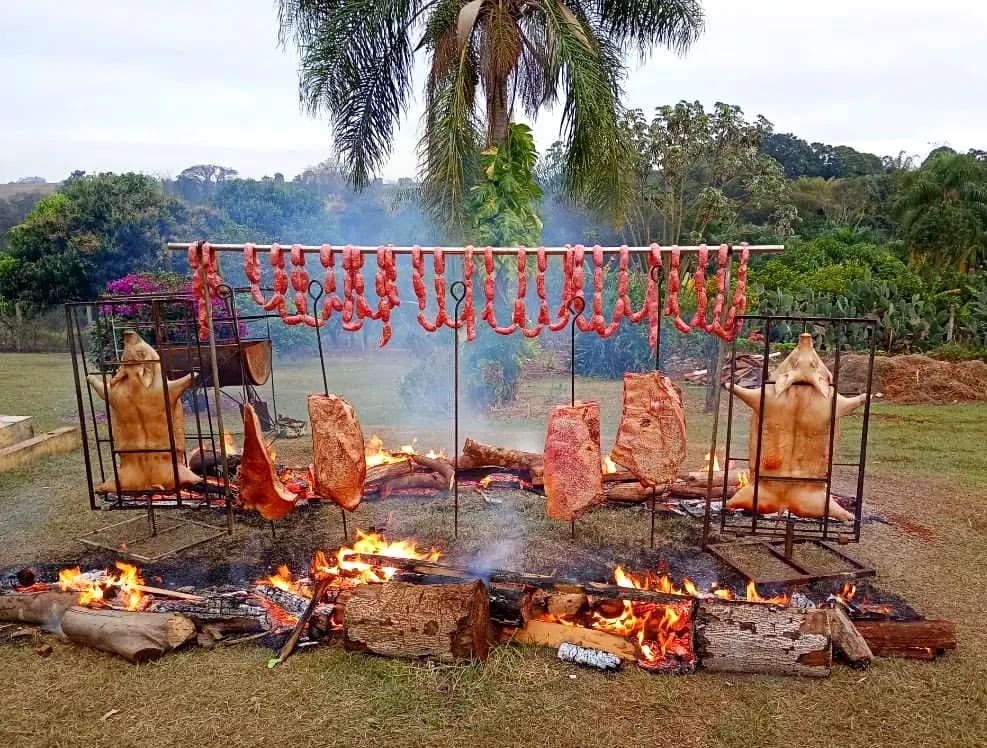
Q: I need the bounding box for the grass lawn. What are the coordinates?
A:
[0,351,985,748]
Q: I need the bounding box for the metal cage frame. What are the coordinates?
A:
[701,314,878,546]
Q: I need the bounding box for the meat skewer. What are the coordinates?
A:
[708,244,731,339]
[547,247,575,332]
[318,244,344,323]
[690,244,710,331]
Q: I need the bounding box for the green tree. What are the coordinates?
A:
[619,101,795,244]
[761,132,824,179]
[277,0,704,231]
[0,174,187,307]
[895,150,987,272]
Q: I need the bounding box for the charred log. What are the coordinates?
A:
[853,619,956,658]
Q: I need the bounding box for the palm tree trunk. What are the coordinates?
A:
[486,76,510,146]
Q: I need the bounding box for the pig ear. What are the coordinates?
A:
[139,364,155,389]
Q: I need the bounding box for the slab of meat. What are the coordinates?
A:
[238,403,298,520]
[543,401,604,521]
[610,372,687,487]
[308,394,366,511]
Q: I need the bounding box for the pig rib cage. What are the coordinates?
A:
[701,314,878,552]
[165,241,786,544]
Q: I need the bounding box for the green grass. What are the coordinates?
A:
[1,352,986,748]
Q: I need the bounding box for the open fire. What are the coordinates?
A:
[57,562,148,611]
[364,435,444,467]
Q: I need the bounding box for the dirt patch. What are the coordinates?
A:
[837,354,987,404]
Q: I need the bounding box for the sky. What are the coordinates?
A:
[2,0,985,184]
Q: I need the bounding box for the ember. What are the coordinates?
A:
[365,435,444,467]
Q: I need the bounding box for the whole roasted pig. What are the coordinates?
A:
[726,333,865,521]
[87,331,200,492]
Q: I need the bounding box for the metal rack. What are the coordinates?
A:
[700,314,878,583]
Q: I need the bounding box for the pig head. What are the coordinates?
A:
[87,330,200,492]
[725,333,865,521]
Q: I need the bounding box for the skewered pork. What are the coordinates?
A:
[611,372,687,487]
[308,393,366,511]
[543,401,605,521]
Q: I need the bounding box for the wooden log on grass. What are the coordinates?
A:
[364,458,415,486]
[61,607,196,663]
[0,592,79,632]
[853,619,956,659]
[344,580,490,662]
[695,599,832,677]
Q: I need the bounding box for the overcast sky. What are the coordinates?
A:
[3,0,985,183]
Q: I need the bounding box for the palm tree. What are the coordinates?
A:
[896,150,987,272]
[277,0,704,232]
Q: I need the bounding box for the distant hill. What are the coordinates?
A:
[0,181,60,199]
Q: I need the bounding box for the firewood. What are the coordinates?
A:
[0,592,79,632]
[378,472,449,494]
[344,580,490,662]
[695,599,832,677]
[461,438,544,483]
[364,458,415,485]
[852,619,956,658]
[510,619,637,662]
[602,470,637,483]
[604,480,737,503]
[409,453,456,489]
[150,593,269,624]
[827,607,873,668]
[60,607,196,663]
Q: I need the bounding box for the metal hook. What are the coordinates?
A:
[307,279,330,397]
[450,280,466,303]
[450,279,466,538]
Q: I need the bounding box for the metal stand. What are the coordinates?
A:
[450,281,467,539]
[567,296,585,540]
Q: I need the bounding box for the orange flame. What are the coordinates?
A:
[701,452,722,473]
[365,435,443,467]
[602,455,619,474]
[312,529,441,587]
[745,581,789,605]
[58,562,147,611]
[737,470,750,488]
[223,431,239,456]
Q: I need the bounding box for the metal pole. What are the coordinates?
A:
[700,251,732,547]
[567,296,585,540]
[451,281,466,539]
[197,242,235,536]
[167,243,786,256]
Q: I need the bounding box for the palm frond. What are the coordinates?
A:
[587,0,704,56]
[278,0,419,188]
[420,35,483,234]
[537,0,634,221]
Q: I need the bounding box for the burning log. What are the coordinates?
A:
[827,607,873,668]
[604,480,738,503]
[0,591,79,632]
[458,438,544,486]
[60,607,196,663]
[375,472,449,494]
[344,580,490,663]
[409,453,456,489]
[511,619,637,662]
[852,619,956,659]
[695,599,832,677]
[364,457,415,486]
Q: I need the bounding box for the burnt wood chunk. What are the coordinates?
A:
[827,607,873,667]
[611,372,687,487]
[695,600,832,677]
[543,401,604,521]
[344,580,490,662]
[308,394,366,511]
[511,619,637,662]
[0,591,80,633]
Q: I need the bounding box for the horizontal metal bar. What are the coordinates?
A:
[167,242,786,255]
[740,314,877,325]
[755,475,830,484]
